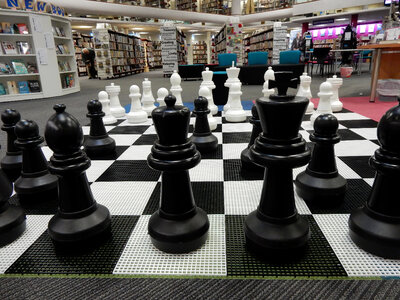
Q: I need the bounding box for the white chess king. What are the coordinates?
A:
[170,70,183,106]
[327,75,343,112]
[98,90,117,125]
[225,81,246,123]
[199,86,217,131]
[297,72,314,114]
[105,83,125,118]
[127,85,148,124]
[224,62,241,112]
[310,81,334,126]
[141,78,156,116]
[200,67,218,115]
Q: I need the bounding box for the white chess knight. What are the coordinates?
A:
[105,82,125,118]
[156,88,169,107]
[297,72,314,114]
[224,62,241,112]
[327,75,343,112]
[141,78,156,116]
[170,70,183,106]
[199,86,217,131]
[98,90,117,125]
[200,67,218,115]
[262,66,275,99]
[225,81,246,123]
[126,85,148,124]
[310,81,334,126]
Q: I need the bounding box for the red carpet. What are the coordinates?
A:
[310,96,398,122]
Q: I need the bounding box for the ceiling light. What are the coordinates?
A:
[133,27,144,30]
[76,25,93,29]
[188,30,198,32]
[358,20,366,22]
[139,32,149,34]
[336,18,348,21]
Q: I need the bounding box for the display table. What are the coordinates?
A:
[178,64,204,80]
[359,44,400,102]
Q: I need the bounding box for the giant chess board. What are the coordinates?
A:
[1,106,399,279]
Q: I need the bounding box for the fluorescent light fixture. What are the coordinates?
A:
[358,20,366,22]
[133,27,144,30]
[336,18,348,21]
[188,30,198,32]
[76,25,93,29]
[139,32,149,34]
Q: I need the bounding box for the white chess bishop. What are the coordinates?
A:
[297,72,314,114]
[224,62,241,112]
[170,70,183,105]
[199,86,217,131]
[225,81,246,123]
[262,66,275,99]
[200,67,218,115]
[98,90,117,125]
[327,75,343,112]
[105,83,125,118]
[310,81,334,126]
[127,85,148,124]
[156,88,169,107]
[141,78,156,116]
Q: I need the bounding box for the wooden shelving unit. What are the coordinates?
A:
[215,25,226,57]
[243,28,273,64]
[176,0,197,11]
[144,0,169,8]
[152,40,162,68]
[313,38,340,49]
[73,33,93,77]
[143,39,154,69]
[192,41,207,64]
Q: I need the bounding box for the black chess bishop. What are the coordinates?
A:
[147,94,209,253]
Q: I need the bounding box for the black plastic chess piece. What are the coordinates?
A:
[245,71,311,257]
[147,94,209,253]
[0,158,26,246]
[349,99,400,258]
[14,120,58,203]
[190,96,218,154]
[269,71,298,99]
[241,104,263,172]
[45,104,111,250]
[1,109,22,181]
[84,99,116,157]
[295,114,347,206]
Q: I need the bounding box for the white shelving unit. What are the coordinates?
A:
[0,9,80,102]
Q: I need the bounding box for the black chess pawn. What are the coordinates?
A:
[84,99,116,157]
[147,94,209,253]
[245,71,311,257]
[1,109,22,181]
[349,99,400,258]
[241,104,263,172]
[14,120,58,203]
[45,104,111,250]
[295,114,347,206]
[0,160,26,246]
[190,96,218,154]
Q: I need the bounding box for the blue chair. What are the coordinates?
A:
[280,50,301,64]
[218,53,237,67]
[248,51,268,65]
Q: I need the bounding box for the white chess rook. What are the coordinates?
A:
[297,72,314,114]
[225,82,246,123]
[170,70,183,105]
[156,88,169,107]
[127,85,148,124]
[327,75,343,112]
[98,91,117,125]
[262,66,275,99]
[105,83,125,118]
[199,86,217,131]
[224,62,241,112]
[200,67,218,115]
[310,81,334,126]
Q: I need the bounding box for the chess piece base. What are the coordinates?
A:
[110,107,125,118]
[331,101,343,112]
[210,105,218,116]
[349,206,400,258]
[126,111,148,124]
[0,204,26,246]
[240,148,264,172]
[190,135,218,154]
[1,154,22,182]
[148,207,209,253]
[143,106,156,117]
[15,173,58,201]
[208,117,217,131]
[295,171,347,207]
[84,136,116,157]
[305,101,314,114]
[225,110,246,123]
[103,116,118,125]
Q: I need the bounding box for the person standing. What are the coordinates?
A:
[82,48,97,79]
[291,32,302,50]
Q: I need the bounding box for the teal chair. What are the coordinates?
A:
[248,51,268,65]
[218,53,237,67]
[280,50,301,64]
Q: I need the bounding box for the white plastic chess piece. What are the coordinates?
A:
[105,83,125,118]
[225,82,246,123]
[327,75,343,112]
[127,85,148,124]
[262,66,275,99]
[141,78,156,116]
[98,90,117,125]
[170,70,183,106]
[200,67,218,115]
[310,81,334,126]
[297,72,314,114]
[199,86,217,131]
[156,88,169,107]
[224,62,241,112]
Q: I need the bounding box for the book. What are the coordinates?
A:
[16,24,29,34]
[17,81,30,94]
[11,60,28,74]
[0,62,13,74]
[1,22,11,34]
[6,81,18,94]
[28,80,41,92]
[16,41,31,54]
[26,62,38,73]
[0,83,6,95]
[1,41,17,55]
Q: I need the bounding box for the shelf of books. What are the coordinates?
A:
[192,42,207,64]
[143,39,155,69]
[243,27,273,65]
[153,41,162,68]
[73,33,93,77]
[214,23,243,64]
[0,9,80,102]
[201,0,230,14]
[92,29,145,79]
[176,0,197,11]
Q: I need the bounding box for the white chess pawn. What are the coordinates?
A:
[297,72,314,114]
[327,75,343,112]
[170,70,183,106]
[224,62,241,112]
[225,82,246,123]
[127,85,148,124]
[200,67,218,115]
[105,82,125,118]
[141,78,156,116]
[262,66,275,99]
[199,86,217,131]
[156,88,169,107]
[98,90,117,125]
[310,81,334,126]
